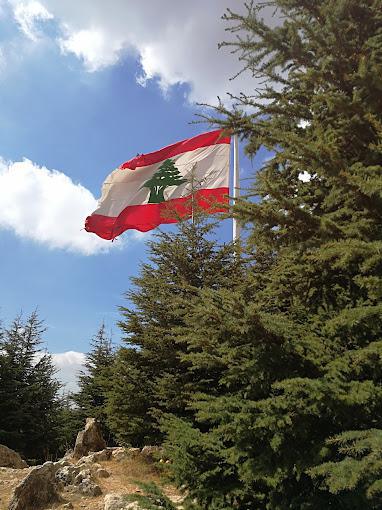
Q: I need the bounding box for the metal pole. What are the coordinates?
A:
[232,134,241,241]
[190,163,196,224]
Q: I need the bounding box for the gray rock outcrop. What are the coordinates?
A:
[73,417,106,459]
[0,445,28,469]
[111,448,129,462]
[55,462,102,497]
[55,465,80,487]
[8,461,61,510]
[77,476,102,496]
[104,493,139,510]
[76,448,112,465]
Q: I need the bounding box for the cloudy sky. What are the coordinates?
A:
[0,0,267,389]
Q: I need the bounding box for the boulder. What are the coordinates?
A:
[55,463,102,497]
[0,445,27,469]
[55,459,71,469]
[96,468,110,478]
[141,445,162,460]
[74,468,91,485]
[77,448,112,465]
[55,465,81,487]
[77,477,102,497]
[92,448,112,462]
[111,447,139,462]
[73,418,106,459]
[62,449,74,461]
[104,493,139,510]
[8,461,61,510]
[111,448,127,462]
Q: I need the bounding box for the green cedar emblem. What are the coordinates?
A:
[143,159,187,204]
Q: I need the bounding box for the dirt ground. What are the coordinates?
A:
[0,455,181,510]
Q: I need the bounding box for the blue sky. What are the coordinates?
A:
[0,0,268,389]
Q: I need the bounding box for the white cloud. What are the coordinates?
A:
[13,0,53,41]
[0,157,117,255]
[58,28,124,72]
[9,0,258,103]
[52,351,85,393]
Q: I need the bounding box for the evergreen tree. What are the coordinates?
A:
[163,1,382,508]
[0,312,61,462]
[74,323,115,442]
[54,393,84,457]
[106,214,242,447]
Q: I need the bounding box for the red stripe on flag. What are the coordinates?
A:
[85,187,229,240]
[120,129,230,170]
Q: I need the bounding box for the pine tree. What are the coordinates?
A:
[163,1,382,508]
[0,311,61,462]
[54,393,84,457]
[106,213,242,447]
[74,323,115,442]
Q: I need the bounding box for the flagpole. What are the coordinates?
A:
[232,134,240,242]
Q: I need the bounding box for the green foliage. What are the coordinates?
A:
[74,323,115,443]
[107,342,157,446]
[0,311,61,462]
[106,214,242,446]
[54,394,84,457]
[309,429,382,508]
[126,481,179,510]
[161,1,382,508]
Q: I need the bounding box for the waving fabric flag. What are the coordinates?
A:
[85,129,230,240]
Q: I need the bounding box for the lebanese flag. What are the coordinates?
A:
[85,129,231,240]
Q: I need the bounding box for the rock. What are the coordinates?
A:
[141,445,162,460]
[78,477,102,496]
[55,466,72,486]
[91,449,112,462]
[55,463,102,497]
[55,462,71,475]
[104,493,139,510]
[55,459,71,468]
[76,454,92,466]
[76,448,112,465]
[55,465,81,486]
[62,504,74,509]
[62,449,74,460]
[0,445,28,469]
[96,468,110,478]
[59,466,101,497]
[112,447,141,462]
[8,461,62,510]
[111,448,127,461]
[74,468,92,485]
[73,418,106,459]
[89,448,112,462]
